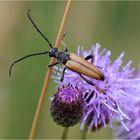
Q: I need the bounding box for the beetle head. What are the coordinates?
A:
[49,48,59,57]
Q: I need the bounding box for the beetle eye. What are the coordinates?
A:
[49,48,58,57]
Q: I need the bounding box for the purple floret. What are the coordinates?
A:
[115,100,140,139]
[115,70,140,139]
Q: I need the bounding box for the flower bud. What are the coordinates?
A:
[50,84,85,127]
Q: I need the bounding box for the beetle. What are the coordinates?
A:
[9,9,104,85]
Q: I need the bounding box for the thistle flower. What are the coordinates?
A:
[115,70,140,139]
[52,43,140,132]
[50,84,85,127]
[115,101,140,140]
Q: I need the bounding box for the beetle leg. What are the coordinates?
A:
[64,48,68,52]
[85,55,103,71]
[79,73,95,86]
[84,55,94,63]
[61,32,68,47]
[61,32,67,41]
[79,73,105,93]
[60,67,67,82]
[48,61,60,67]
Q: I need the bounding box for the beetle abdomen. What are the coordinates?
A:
[67,53,104,80]
[66,60,102,80]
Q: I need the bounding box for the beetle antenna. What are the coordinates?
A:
[27,9,53,49]
[9,51,49,76]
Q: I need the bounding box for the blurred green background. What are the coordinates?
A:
[1,1,140,139]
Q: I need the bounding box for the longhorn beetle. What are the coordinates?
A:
[9,9,104,85]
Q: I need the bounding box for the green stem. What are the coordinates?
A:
[61,127,69,140]
[81,130,87,140]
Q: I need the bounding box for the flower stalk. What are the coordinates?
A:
[61,127,69,140]
[28,0,72,139]
[81,130,87,140]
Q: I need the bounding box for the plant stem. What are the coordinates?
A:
[61,127,69,140]
[81,130,87,140]
[28,0,72,139]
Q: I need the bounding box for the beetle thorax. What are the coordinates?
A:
[57,52,70,64]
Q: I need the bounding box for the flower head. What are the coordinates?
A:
[115,101,140,140]
[115,69,140,139]
[52,43,140,131]
[50,84,85,127]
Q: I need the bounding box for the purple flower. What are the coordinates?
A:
[52,43,140,132]
[115,70,140,139]
[115,101,140,139]
[50,84,85,127]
